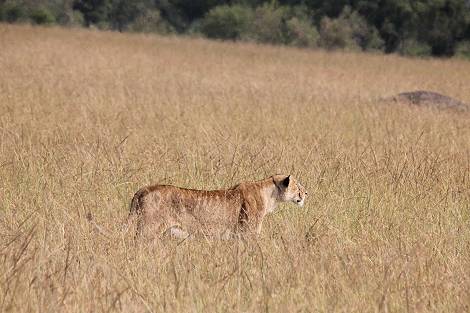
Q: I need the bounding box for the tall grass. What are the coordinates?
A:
[1,24,470,312]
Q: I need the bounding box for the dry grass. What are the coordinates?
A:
[1,24,470,312]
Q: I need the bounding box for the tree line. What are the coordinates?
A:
[1,0,470,57]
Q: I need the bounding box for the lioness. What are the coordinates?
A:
[128,174,307,239]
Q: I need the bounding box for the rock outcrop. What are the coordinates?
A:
[382,91,469,112]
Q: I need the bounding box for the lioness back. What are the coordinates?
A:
[130,184,244,237]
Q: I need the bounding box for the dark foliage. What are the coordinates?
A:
[1,0,469,57]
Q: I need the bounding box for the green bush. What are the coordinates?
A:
[319,7,383,51]
[246,4,286,44]
[199,4,319,48]
[455,41,470,59]
[70,10,85,27]
[52,2,83,26]
[0,2,27,23]
[319,16,357,51]
[30,8,56,25]
[400,38,432,57]
[285,16,319,48]
[242,4,319,47]
[129,9,173,34]
[200,5,253,40]
[345,9,383,51]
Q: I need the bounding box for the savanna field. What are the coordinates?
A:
[1,24,470,312]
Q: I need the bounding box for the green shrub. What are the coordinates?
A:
[129,9,173,34]
[344,8,383,51]
[52,3,82,26]
[319,16,357,50]
[455,41,470,59]
[285,16,319,48]
[200,4,319,48]
[70,10,85,27]
[400,38,432,57]
[0,2,27,23]
[319,6,383,51]
[243,4,319,47]
[200,5,253,40]
[246,4,286,44]
[30,8,56,25]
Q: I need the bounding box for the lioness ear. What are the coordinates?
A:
[281,175,290,188]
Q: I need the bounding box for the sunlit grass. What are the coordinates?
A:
[1,24,470,312]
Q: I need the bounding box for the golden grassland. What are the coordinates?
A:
[1,24,470,312]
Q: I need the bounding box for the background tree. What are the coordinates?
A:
[73,0,111,27]
[1,0,470,57]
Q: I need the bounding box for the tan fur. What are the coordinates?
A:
[128,174,307,239]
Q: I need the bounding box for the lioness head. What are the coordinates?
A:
[273,175,308,207]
